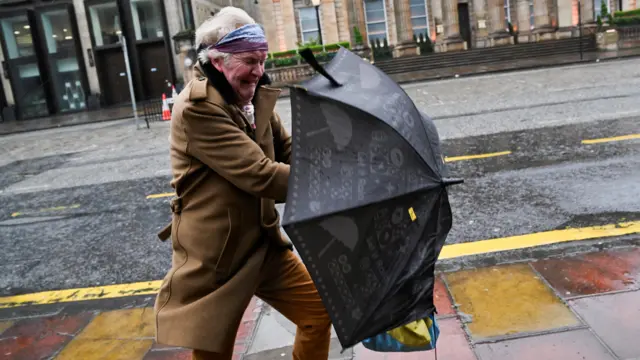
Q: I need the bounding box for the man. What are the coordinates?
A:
[154,7,332,360]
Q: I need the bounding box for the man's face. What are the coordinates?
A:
[212,50,267,104]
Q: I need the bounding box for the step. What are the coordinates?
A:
[373,37,596,67]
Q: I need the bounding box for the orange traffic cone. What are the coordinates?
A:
[162,93,171,121]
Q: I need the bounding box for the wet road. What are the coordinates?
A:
[1,59,639,296]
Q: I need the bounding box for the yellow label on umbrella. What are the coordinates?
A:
[408,207,417,221]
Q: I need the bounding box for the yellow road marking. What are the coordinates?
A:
[0,281,161,309]
[1,221,638,309]
[445,150,511,162]
[146,192,175,199]
[439,221,639,260]
[582,133,640,144]
[10,204,80,218]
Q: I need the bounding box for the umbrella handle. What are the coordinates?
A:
[298,48,342,87]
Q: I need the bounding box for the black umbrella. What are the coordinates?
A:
[281,47,462,350]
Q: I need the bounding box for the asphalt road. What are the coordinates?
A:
[0,59,639,296]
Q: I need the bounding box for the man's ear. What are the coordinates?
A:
[211,56,224,72]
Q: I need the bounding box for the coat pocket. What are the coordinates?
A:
[214,208,241,285]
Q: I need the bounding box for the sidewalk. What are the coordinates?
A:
[1,246,639,359]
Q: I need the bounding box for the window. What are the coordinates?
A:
[410,0,429,37]
[504,0,511,28]
[40,9,87,112]
[40,9,75,54]
[131,0,164,40]
[88,2,121,47]
[529,0,534,29]
[0,14,35,59]
[364,0,388,44]
[299,7,320,44]
[593,0,611,18]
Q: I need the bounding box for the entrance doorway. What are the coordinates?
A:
[137,41,171,100]
[95,48,132,105]
[0,4,89,120]
[457,3,472,49]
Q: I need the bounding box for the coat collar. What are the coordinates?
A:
[193,61,281,145]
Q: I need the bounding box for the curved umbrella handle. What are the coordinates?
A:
[298,48,343,87]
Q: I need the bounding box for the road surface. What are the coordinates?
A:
[0,58,638,296]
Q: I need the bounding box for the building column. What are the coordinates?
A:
[334,0,351,42]
[432,0,444,44]
[580,0,594,23]
[320,0,341,44]
[259,0,281,51]
[473,0,490,48]
[516,0,533,42]
[533,0,555,36]
[441,0,466,50]
[393,0,419,56]
[280,0,299,49]
[488,0,513,45]
[73,0,100,95]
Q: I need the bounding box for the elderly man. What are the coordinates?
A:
[154,7,332,360]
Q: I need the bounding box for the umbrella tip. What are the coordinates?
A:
[442,178,464,186]
[298,48,343,87]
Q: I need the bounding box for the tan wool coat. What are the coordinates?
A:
[154,64,293,353]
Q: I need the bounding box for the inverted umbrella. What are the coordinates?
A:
[281,47,462,350]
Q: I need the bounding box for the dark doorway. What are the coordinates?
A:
[138,41,171,100]
[0,4,90,120]
[95,48,131,105]
[457,3,472,49]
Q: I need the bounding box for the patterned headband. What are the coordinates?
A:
[212,23,268,53]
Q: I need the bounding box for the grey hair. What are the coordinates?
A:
[195,6,256,64]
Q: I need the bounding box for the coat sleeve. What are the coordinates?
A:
[181,101,289,202]
[271,112,292,165]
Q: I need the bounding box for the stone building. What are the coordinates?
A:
[0,0,258,121]
[255,0,636,54]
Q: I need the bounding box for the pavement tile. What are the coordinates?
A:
[0,312,94,360]
[474,329,616,360]
[352,317,476,360]
[570,290,640,359]
[434,276,455,317]
[53,308,155,359]
[532,248,640,298]
[244,337,351,360]
[54,339,153,359]
[143,348,192,360]
[75,307,155,340]
[444,263,580,340]
[0,321,14,334]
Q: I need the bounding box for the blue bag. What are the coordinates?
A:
[361,312,440,352]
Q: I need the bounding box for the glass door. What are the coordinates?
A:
[35,5,88,113]
[0,11,50,119]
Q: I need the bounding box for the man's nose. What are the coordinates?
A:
[252,64,264,77]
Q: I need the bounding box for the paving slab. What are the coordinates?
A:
[532,247,640,298]
[474,329,616,360]
[444,263,581,340]
[0,312,94,360]
[433,276,455,317]
[570,290,640,359]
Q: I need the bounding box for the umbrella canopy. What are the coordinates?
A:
[281,47,462,350]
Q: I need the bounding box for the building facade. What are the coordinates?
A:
[0,0,258,121]
[257,0,636,55]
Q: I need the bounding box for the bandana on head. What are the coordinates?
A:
[212,23,268,53]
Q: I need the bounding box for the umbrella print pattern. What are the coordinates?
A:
[282,48,459,350]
